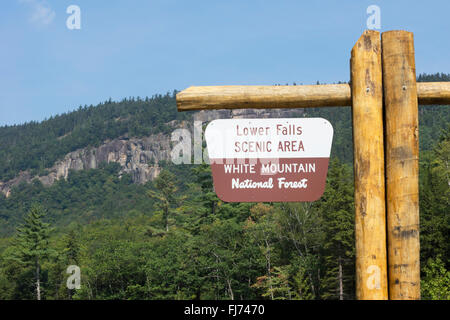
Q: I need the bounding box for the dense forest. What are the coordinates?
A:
[0,92,192,181]
[0,74,448,300]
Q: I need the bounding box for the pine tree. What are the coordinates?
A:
[420,126,450,265]
[319,159,355,300]
[63,230,80,299]
[148,170,180,232]
[15,204,52,300]
[191,163,218,215]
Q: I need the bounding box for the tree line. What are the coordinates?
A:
[0,74,448,299]
[0,126,448,299]
[0,73,448,181]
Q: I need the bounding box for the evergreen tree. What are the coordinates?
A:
[14,204,52,300]
[318,159,355,300]
[148,170,181,232]
[191,163,219,216]
[420,126,450,266]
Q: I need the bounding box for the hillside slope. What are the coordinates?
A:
[1,74,448,189]
[0,76,448,300]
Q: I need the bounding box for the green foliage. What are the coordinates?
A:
[0,163,154,235]
[1,73,448,182]
[14,204,52,266]
[148,170,181,232]
[252,266,292,300]
[421,256,450,300]
[0,92,192,181]
[318,159,355,300]
[2,204,54,299]
[0,76,448,300]
[0,147,448,299]
[420,126,450,266]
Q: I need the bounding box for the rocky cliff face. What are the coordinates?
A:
[0,134,170,197]
[0,108,304,196]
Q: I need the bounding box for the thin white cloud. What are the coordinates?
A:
[19,0,55,25]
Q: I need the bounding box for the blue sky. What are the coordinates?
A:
[1,0,450,126]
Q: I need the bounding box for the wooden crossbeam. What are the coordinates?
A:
[176,82,450,111]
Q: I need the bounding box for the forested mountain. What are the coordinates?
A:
[0,74,448,300]
[0,92,192,181]
[1,74,449,183]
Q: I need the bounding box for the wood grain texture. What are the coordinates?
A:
[417,81,450,105]
[382,30,420,300]
[176,84,351,110]
[351,30,388,300]
[176,82,450,111]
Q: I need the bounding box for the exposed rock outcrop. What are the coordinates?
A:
[0,108,304,196]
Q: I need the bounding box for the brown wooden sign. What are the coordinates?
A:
[205,118,333,202]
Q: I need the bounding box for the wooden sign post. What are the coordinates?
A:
[176,30,450,300]
[351,30,388,300]
[382,31,421,300]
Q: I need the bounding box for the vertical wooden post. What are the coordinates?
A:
[351,30,388,300]
[382,31,420,300]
